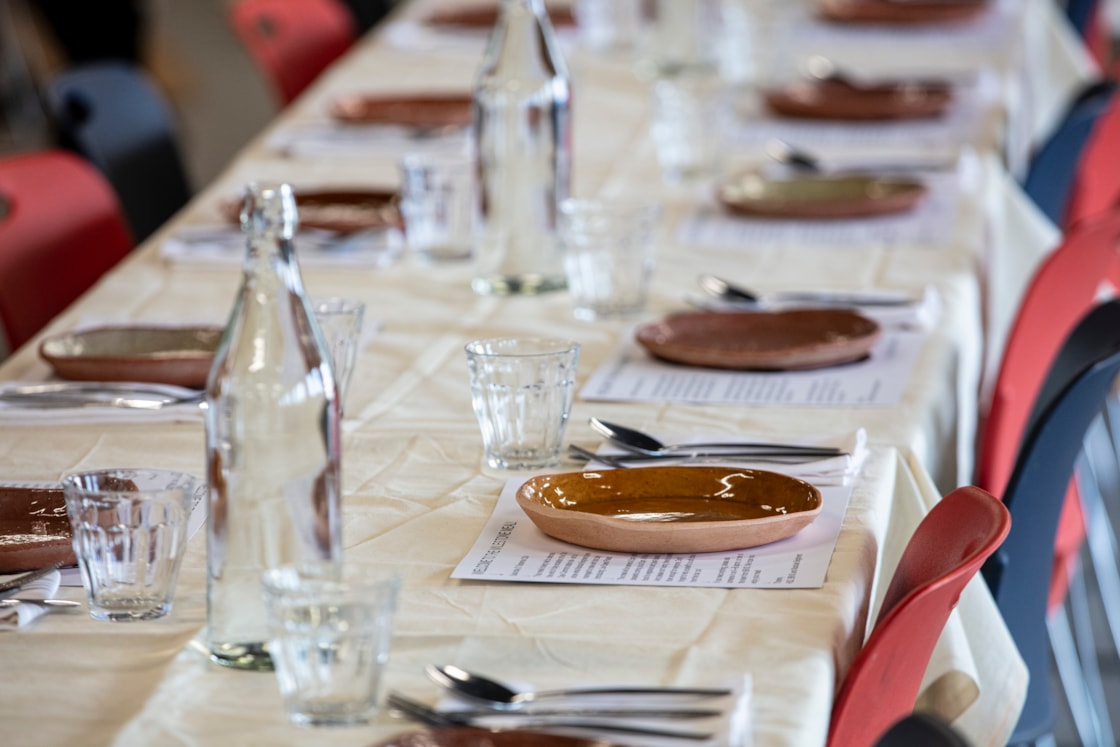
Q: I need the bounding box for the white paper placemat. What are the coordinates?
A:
[581,328,923,406]
[452,477,852,589]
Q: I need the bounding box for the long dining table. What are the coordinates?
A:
[0,1,1099,745]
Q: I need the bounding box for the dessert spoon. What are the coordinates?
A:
[426,664,731,711]
[589,418,843,458]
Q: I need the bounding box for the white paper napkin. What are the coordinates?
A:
[686,285,942,330]
[0,570,63,630]
[161,225,404,267]
[585,428,868,487]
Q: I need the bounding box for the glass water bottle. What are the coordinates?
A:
[204,182,342,671]
[471,0,572,296]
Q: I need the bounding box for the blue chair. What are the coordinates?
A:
[874,713,972,747]
[982,300,1120,745]
[1022,80,1116,228]
[45,61,192,243]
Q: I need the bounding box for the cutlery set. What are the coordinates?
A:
[388,664,734,740]
[568,417,848,468]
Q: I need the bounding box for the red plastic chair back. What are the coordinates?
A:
[975,212,1120,607]
[0,150,133,352]
[828,486,1011,747]
[1066,91,1120,229]
[978,212,1120,495]
[228,0,356,106]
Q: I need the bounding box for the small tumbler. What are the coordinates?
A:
[262,563,401,727]
[650,74,730,184]
[62,468,197,622]
[465,337,581,470]
[397,150,476,263]
[560,198,661,320]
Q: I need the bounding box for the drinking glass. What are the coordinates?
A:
[465,337,581,470]
[309,296,366,408]
[560,198,661,320]
[262,563,400,726]
[62,468,197,622]
[397,150,476,263]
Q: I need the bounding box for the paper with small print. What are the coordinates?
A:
[452,478,852,589]
[581,329,923,406]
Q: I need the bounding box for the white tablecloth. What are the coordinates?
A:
[0,1,1093,745]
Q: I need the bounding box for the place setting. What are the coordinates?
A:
[267,90,473,158]
[161,185,404,267]
[381,2,580,56]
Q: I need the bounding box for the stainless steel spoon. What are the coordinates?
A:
[0,599,81,608]
[764,138,822,173]
[698,274,914,308]
[0,382,206,410]
[588,418,844,458]
[425,664,731,711]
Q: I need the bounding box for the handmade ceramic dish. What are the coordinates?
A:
[39,325,223,388]
[717,173,927,219]
[0,485,74,573]
[764,78,952,120]
[424,4,576,28]
[516,467,823,554]
[328,92,473,128]
[221,188,402,234]
[635,309,882,370]
[373,729,612,747]
[817,0,989,25]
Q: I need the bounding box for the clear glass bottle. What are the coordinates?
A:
[204,182,342,671]
[471,0,571,296]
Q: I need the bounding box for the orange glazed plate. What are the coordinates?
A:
[424,4,577,28]
[221,188,402,234]
[635,309,882,371]
[516,467,823,554]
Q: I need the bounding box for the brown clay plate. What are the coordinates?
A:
[718,173,927,219]
[371,729,615,747]
[0,485,75,573]
[635,309,882,371]
[424,4,577,28]
[516,467,823,554]
[818,0,989,25]
[764,79,952,120]
[329,92,473,128]
[39,325,223,388]
[221,188,402,234]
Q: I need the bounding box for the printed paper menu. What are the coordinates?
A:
[452,478,853,589]
[581,329,923,407]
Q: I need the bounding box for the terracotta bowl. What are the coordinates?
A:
[817,0,989,25]
[39,325,224,388]
[635,309,882,371]
[718,173,927,220]
[329,92,473,128]
[517,467,823,554]
[0,485,75,573]
[424,4,577,28]
[220,188,402,234]
[764,79,953,121]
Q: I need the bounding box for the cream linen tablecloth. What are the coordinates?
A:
[0,1,1093,745]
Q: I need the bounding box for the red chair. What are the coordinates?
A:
[1065,89,1120,230]
[827,486,1010,747]
[228,0,357,107]
[0,150,133,352]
